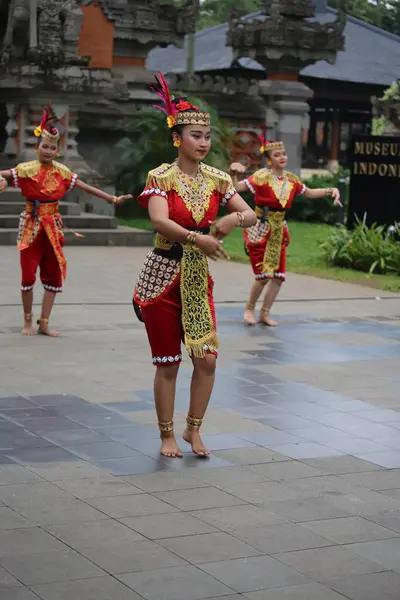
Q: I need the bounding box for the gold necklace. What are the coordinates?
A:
[174,164,214,224]
[268,171,293,208]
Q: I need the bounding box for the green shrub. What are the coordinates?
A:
[290,170,349,224]
[321,217,400,274]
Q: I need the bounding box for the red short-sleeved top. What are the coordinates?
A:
[10,160,78,201]
[244,168,306,210]
[137,162,236,228]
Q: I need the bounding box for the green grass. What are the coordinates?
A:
[120,218,400,293]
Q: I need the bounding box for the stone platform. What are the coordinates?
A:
[0,189,152,247]
[0,247,400,600]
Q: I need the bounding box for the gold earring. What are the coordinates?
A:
[34,148,39,155]
[173,139,181,148]
[267,159,272,167]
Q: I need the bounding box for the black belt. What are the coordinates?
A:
[153,227,210,260]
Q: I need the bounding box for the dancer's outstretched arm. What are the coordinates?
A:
[75,179,132,206]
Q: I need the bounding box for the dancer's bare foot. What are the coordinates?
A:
[160,435,183,458]
[21,314,35,336]
[244,307,257,326]
[183,428,210,457]
[260,309,279,327]
[22,323,35,335]
[37,319,61,337]
[244,303,257,326]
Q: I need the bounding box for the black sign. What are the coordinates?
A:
[348,135,400,228]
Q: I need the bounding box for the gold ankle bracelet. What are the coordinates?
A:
[37,318,49,326]
[158,420,174,438]
[246,302,256,310]
[186,415,203,430]
[24,313,33,321]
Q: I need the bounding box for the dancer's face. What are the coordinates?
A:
[176,125,211,162]
[269,150,288,170]
[38,139,58,164]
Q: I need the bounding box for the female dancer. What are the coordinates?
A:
[0,106,132,337]
[230,134,341,326]
[133,73,256,458]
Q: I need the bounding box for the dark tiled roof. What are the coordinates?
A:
[147,7,400,86]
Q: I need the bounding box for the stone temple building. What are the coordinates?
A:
[0,0,399,243]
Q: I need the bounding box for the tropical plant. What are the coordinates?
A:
[114,96,231,219]
[290,170,349,224]
[321,216,400,274]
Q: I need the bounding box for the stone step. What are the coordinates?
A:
[0,213,118,229]
[0,189,34,202]
[0,227,153,246]
[0,201,81,215]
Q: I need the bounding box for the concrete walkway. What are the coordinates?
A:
[1,246,400,600]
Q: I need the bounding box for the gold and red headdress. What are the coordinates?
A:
[257,122,285,154]
[34,104,60,142]
[150,72,210,128]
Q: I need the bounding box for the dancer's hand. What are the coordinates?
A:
[196,234,230,261]
[229,162,246,175]
[113,194,133,205]
[210,213,237,240]
[331,188,342,207]
[0,176,7,192]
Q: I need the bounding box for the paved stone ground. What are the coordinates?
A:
[1,247,400,599]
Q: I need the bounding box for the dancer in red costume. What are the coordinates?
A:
[230,125,341,326]
[0,106,132,336]
[133,73,256,458]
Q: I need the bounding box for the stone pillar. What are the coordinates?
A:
[259,79,313,176]
[328,109,341,172]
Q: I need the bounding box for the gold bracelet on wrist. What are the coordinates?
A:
[110,195,117,204]
[186,231,198,245]
[236,212,245,227]
[325,188,333,197]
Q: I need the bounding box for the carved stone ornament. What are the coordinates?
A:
[227,0,345,75]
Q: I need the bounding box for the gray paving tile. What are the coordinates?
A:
[200,555,308,593]
[120,512,217,539]
[26,460,106,481]
[270,442,343,460]
[213,447,290,466]
[167,454,236,470]
[367,511,400,534]
[244,582,349,599]
[0,565,23,589]
[355,451,400,469]
[63,442,141,460]
[32,576,143,600]
[68,412,135,428]
[79,538,187,574]
[259,496,356,523]
[217,480,310,504]
[91,455,161,476]
[0,407,59,421]
[0,465,43,485]
[41,428,110,446]
[122,471,209,493]
[0,397,37,410]
[157,531,261,564]
[87,493,179,518]
[53,475,140,498]
[0,527,66,557]
[239,431,305,447]
[301,455,384,474]
[0,507,33,530]
[345,538,400,572]
[235,522,335,554]
[0,549,105,585]
[274,545,385,584]
[187,466,266,488]
[118,564,234,600]
[190,505,288,532]
[303,516,400,544]
[328,571,400,600]
[12,417,86,434]
[0,587,41,600]
[29,395,88,407]
[340,469,400,491]
[199,435,257,450]
[45,519,144,549]
[0,481,71,507]
[8,446,77,465]
[248,461,323,481]
[154,487,245,511]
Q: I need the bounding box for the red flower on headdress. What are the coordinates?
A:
[175,100,198,113]
[257,121,267,154]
